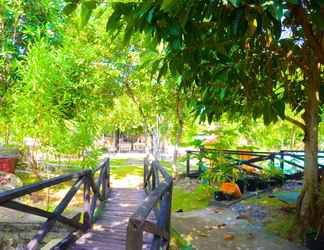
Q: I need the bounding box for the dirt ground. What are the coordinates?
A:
[172,207,306,250]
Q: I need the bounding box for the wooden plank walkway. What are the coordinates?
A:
[70,188,153,250]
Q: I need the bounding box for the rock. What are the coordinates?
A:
[224,233,235,240]
[0,171,23,192]
[247,233,256,240]
[236,212,250,220]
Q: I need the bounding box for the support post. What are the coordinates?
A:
[126,221,143,250]
[83,175,91,229]
[186,151,190,177]
[280,150,284,170]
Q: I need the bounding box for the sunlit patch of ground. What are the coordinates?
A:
[111,171,143,188]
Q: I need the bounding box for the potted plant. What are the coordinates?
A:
[246,174,258,191]
[257,175,269,190]
[236,171,247,193]
[200,154,242,200]
[262,164,285,187]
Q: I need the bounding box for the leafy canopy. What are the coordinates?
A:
[72,0,324,125]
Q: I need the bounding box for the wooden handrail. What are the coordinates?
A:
[127,159,173,250]
[186,148,324,177]
[0,157,111,250]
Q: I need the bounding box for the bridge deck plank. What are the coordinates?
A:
[70,188,153,250]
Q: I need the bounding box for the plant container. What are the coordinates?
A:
[246,177,257,192]
[257,180,268,190]
[0,155,17,173]
[214,191,225,201]
[305,233,324,250]
[236,179,246,194]
[270,177,284,187]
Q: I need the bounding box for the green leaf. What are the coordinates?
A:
[63,3,78,16]
[106,11,122,32]
[287,0,299,4]
[271,2,284,21]
[161,0,174,12]
[80,1,97,27]
[220,88,225,101]
[157,62,168,82]
[229,0,240,7]
[146,7,155,24]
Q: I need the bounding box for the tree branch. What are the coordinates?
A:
[284,115,306,132]
[292,3,324,64]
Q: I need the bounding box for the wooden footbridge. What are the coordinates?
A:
[0,158,173,250]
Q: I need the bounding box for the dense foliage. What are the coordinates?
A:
[71,0,324,230]
[0,0,323,232]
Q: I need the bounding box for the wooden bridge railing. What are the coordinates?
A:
[0,157,110,250]
[126,158,173,250]
[186,148,324,178]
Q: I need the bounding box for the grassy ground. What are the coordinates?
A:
[172,186,212,212]
[241,195,286,207]
[240,193,302,244]
[265,212,300,243]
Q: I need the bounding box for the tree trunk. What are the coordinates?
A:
[172,94,185,176]
[297,60,320,230]
[290,126,296,149]
[152,115,161,160]
[172,122,183,176]
[115,129,120,152]
[143,126,150,155]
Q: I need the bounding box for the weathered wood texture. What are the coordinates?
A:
[0,158,172,250]
[126,160,173,250]
[71,188,154,250]
[0,158,110,250]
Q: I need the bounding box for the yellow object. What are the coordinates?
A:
[239,150,257,173]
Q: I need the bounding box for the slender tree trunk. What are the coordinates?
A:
[297,59,320,229]
[152,115,161,160]
[172,123,183,176]
[290,125,296,149]
[115,129,120,152]
[172,95,184,176]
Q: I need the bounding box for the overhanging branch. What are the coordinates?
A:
[284,115,306,132]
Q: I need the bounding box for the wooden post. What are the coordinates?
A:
[107,158,110,192]
[199,146,204,174]
[101,161,108,200]
[83,175,91,229]
[186,151,190,177]
[270,153,275,167]
[152,168,156,191]
[126,220,143,250]
[144,158,149,185]
[152,161,160,188]
[280,150,284,170]
[165,183,173,250]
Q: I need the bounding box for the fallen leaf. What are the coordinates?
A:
[224,233,235,240]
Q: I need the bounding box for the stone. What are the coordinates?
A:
[0,171,23,192]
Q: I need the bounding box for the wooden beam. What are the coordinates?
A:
[0,170,90,204]
[50,230,83,250]
[27,176,85,250]
[1,200,84,231]
[126,220,143,250]
[130,181,171,223]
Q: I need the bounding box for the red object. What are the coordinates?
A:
[0,157,17,173]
